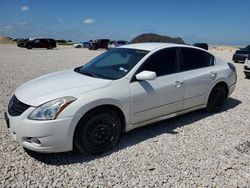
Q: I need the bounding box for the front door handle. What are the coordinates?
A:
[174,81,183,88]
[209,71,217,78]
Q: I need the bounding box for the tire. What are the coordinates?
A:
[206,85,227,112]
[244,72,250,78]
[47,45,53,49]
[88,46,92,50]
[74,108,121,155]
[27,45,32,49]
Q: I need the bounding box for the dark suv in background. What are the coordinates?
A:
[193,43,209,50]
[232,45,250,63]
[21,38,57,49]
[88,39,110,50]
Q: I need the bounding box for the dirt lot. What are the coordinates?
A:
[0,44,249,187]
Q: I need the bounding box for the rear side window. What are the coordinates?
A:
[180,48,214,71]
[40,39,47,43]
[47,39,55,43]
[140,48,178,77]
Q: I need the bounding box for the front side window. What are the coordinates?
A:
[34,39,40,43]
[75,48,149,80]
[180,48,214,71]
[139,48,178,77]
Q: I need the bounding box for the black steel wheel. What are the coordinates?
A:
[74,108,121,155]
[206,85,227,112]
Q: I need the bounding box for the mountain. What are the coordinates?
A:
[0,36,15,44]
[131,33,185,44]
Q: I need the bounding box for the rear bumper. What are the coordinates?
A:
[228,82,236,97]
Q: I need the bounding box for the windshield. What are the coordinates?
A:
[75,48,149,80]
[243,45,250,50]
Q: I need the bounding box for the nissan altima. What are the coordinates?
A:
[5,43,237,155]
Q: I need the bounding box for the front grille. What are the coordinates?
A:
[8,95,30,116]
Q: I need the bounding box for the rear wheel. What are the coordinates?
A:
[206,85,227,112]
[74,108,121,155]
[27,45,32,49]
[47,45,53,49]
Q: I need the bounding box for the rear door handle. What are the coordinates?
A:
[174,81,183,88]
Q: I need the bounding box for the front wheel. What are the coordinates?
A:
[74,108,121,155]
[206,85,227,112]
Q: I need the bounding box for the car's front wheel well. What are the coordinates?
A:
[74,105,126,135]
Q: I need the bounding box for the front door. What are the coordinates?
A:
[130,48,184,124]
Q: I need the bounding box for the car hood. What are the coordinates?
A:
[15,69,112,106]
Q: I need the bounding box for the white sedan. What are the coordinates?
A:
[73,43,83,48]
[5,43,237,155]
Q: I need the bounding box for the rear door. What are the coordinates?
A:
[40,39,48,48]
[179,47,216,109]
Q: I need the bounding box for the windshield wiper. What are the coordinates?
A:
[82,71,97,78]
[74,67,100,78]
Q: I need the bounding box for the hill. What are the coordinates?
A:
[0,36,15,44]
[131,33,185,44]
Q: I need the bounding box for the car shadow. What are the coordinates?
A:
[26,97,241,165]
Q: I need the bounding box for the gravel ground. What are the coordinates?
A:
[0,44,249,187]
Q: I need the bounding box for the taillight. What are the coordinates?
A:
[228,62,236,73]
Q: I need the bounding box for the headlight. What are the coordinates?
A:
[28,96,77,120]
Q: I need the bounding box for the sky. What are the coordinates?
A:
[0,0,249,45]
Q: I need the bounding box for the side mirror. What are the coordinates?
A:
[136,71,156,81]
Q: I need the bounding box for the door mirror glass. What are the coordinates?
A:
[136,71,156,81]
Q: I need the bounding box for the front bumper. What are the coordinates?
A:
[5,108,74,153]
[244,63,250,77]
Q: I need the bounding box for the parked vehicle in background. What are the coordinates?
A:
[88,39,110,50]
[82,42,90,48]
[5,43,237,155]
[73,42,90,48]
[108,40,129,49]
[233,45,250,63]
[17,38,30,47]
[244,55,250,77]
[193,43,209,50]
[73,43,83,48]
[22,38,57,49]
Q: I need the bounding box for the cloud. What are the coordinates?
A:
[5,25,13,29]
[83,18,95,24]
[19,22,27,25]
[21,5,29,11]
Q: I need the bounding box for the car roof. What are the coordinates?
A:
[118,42,194,52]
